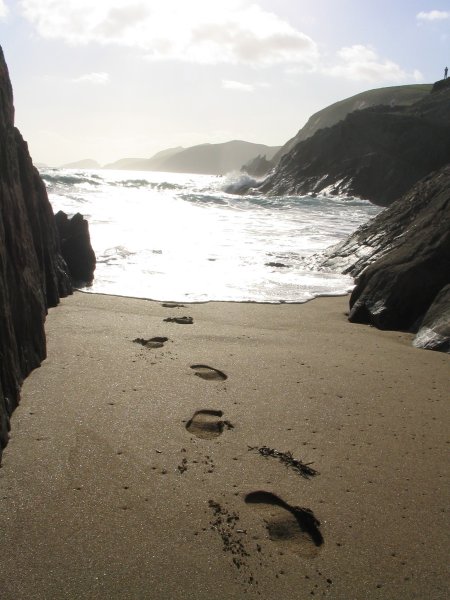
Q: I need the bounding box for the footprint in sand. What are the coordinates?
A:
[191,364,227,381]
[164,316,193,324]
[133,336,168,349]
[245,491,323,557]
[186,409,234,439]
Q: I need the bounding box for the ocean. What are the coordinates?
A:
[41,168,381,304]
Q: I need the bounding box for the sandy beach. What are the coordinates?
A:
[0,292,448,600]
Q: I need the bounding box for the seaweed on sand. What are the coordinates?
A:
[248,445,318,479]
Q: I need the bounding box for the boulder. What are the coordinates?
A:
[0,45,72,458]
[55,211,96,286]
[413,285,450,353]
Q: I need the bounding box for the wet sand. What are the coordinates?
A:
[0,292,448,599]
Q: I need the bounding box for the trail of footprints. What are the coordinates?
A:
[132,303,325,588]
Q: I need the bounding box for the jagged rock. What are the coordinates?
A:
[314,168,449,278]
[413,285,450,352]
[261,83,450,206]
[0,45,72,458]
[55,211,96,286]
[345,166,450,332]
[241,154,273,177]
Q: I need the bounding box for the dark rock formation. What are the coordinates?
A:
[271,83,432,166]
[413,285,450,352]
[265,262,289,268]
[261,82,450,206]
[0,46,72,458]
[241,154,273,177]
[55,211,96,286]
[314,166,449,337]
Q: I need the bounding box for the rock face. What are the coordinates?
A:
[0,46,72,458]
[271,83,432,166]
[241,154,274,177]
[413,285,450,352]
[315,166,450,341]
[261,81,450,206]
[55,211,96,286]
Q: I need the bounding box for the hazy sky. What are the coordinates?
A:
[0,1,449,166]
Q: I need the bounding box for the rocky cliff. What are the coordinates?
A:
[0,46,72,458]
[261,80,450,206]
[314,165,450,351]
[271,83,432,166]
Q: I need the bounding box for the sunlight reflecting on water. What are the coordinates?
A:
[43,168,380,303]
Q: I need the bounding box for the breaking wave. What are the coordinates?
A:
[41,172,101,187]
[41,166,380,303]
[222,173,263,195]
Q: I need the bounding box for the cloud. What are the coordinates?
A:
[71,72,110,85]
[327,45,423,83]
[0,0,8,19]
[18,0,320,68]
[222,79,254,92]
[416,10,450,21]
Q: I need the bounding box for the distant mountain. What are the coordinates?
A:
[104,141,280,175]
[154,140,280,175]
[61,158,101,169]
[272,84,433,165]
[260,81,450,206]
[103,147,184,171]
[102,157,148,170]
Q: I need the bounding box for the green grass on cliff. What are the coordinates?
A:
[275,83,433,162]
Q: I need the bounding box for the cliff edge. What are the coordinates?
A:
[261,80,450,206]
[0,46,72,459]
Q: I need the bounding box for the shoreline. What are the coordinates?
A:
[0,292,448,599]
[74,286,355,306]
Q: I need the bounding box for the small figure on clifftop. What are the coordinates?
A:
[445,66,448,79]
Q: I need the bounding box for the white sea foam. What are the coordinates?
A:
[221,172,262,194]
[42,167,381,303]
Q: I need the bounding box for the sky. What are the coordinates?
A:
[0,0,449,166]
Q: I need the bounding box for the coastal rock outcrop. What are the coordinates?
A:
[314,165,450,346]
[271,83,432,166]
[241,154,273,177]
[261,81,450,206]
[413,285,450,352]
[0,46,72,458]
[55,211,96,286]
